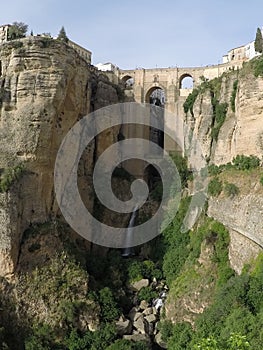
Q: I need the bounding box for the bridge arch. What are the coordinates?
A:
[179,73,194,89]
[121,75,134,87]
[145,85,166,105]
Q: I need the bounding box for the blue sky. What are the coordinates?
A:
[1,0,263,69]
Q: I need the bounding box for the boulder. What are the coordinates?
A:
[124,333,151,344]
[115,315,132,336]
[155,332,167,349]
[139,300,149,310]
[129,311,143,322]
[129,279,149,292]
[143,307,153,316]
[128,306,139,320]
[145,314,157,323]
[133,315,148,334]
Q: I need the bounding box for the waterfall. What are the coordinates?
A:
[121,206,138,257]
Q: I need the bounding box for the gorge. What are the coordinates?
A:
[0,32,262,349]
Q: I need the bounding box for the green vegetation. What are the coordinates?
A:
[98,287,120,322]
[207,155,261,199]
[208,177,223,197]
[160,228,263,350]
[137,286,158,303]
[7,22,28,40]
[253,56,263,77]
[183,88,199,116]
[106,339,149,350]
[208,155,261,176]
[0,164,25,192]
[40,36,53,48]
[232,154,260,170]
[57,26,69,43]
[9,40,24,49]
[230,80,238,112]
[183,74,229,142]
[224,182,239,197]
[211,101,228,142]
[26,323,118,350]
[254,27,263,53]
[162,197,191,285]
[169,153,193,188]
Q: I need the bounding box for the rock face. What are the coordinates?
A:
[186,68,263,273]
[0,37,120,275]
[207,172,263,273]
[187,71,263,166]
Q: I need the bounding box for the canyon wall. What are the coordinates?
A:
[186,67,263,273]
[0,37,120,275]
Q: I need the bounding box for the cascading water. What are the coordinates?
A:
[121,206,138,257]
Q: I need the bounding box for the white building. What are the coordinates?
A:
[95,62,118,72]
[0,24,11,43]
[223,27,263,63]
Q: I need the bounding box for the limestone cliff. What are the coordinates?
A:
[185,65,263,273]
[0,37,120,275]
[188,69,263,165]
[208,169,263,273]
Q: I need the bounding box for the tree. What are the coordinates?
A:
[254,27,263,53]
[227,333,251,350]
[57,26,69,42]
[8,22,28,40]
[193,336,220,350]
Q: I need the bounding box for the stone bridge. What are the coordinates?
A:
[117,61,242,153]
[118,61,242,109]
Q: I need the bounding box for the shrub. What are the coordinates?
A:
[253,56,263,77]
[40,37,53,48]
[260,176,263,186]
[211,102,228,141]
[227,333,251,350]
[63,323,117,350]
[127,260,144,282]
[169,153,192,188]
[166,322,193,349]
[142,260,162,280]
[230,80,238,112]
[57,26,69,43]
[106,339,149,350]
[162,197,191,285]
[10,40,23,49]
[224,182,239,197]
[0,164,25,192]
[208,164,222,176]
[193,336,220,350]
[183,88,199,116]
[8,22,28,40]
[98,287,120,322]
[137,286,158,303]
[232,155,260,170]
[208,178,223,197]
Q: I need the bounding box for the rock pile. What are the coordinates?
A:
[115,278,168,348]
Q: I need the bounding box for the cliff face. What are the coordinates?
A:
[208,170,263,273]
[188,70,263,165]
[0,37,120,275]
[186,66,263,273]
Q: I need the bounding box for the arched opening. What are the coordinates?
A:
[0,61,2,76]
[145,86,165,106]
[121,75,134,88]
[145,86,165,151]
[179,74,194,89]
